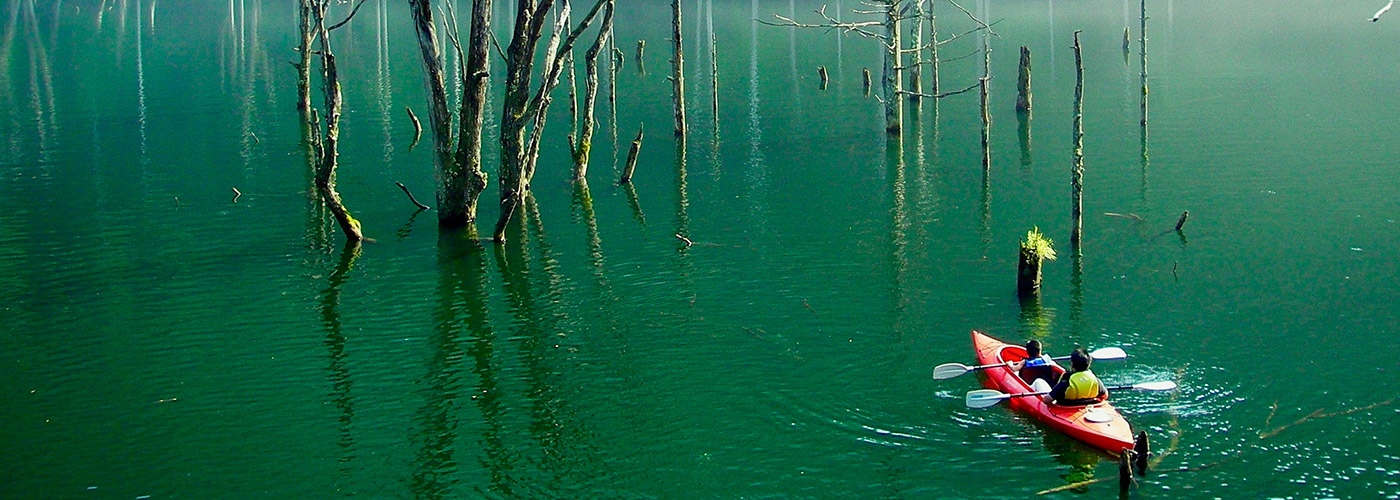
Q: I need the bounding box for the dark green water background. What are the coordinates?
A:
[3,0,1399,497]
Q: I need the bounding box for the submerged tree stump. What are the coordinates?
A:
[1015,46,1032,112]
[620,124,644,184]
[1017,227,1056,296]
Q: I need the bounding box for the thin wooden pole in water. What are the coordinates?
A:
[1070,30,1085,249]
[1139,0,1148,127]
[928,0,939,95]
[979,29,989,174]
[710,31,718,117]
[909,0,924,101]
[671,0,687,137]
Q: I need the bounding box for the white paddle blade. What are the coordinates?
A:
[932,363,972,380]
[1133,381,1178,392]
[1089,347,1127,361]
[965,389,1010,409]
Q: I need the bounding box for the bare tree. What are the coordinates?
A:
[761,1,991,134]
[495,0,611,243]
[307,0,368,242]
[295,0,312,118]
[408,0,490,230]
[570,0,615,180]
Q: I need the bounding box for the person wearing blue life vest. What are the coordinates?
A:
[1049,349,1107,406]
[1007,340,1056,386]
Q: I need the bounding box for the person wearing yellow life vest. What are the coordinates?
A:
[1048,349,1107,406]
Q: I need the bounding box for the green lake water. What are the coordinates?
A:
[3,0,1400,497]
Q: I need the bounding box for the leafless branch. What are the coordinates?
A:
[898,80,980,99]
[488,25,509,62]
[940,48,981,63]
[440,3,467,81]
[326,0,367,32]
[946,0,998,37]
[757,5,885,41]
[936,18,1002,46]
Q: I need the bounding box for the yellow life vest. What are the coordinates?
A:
[1064,370,1102,400]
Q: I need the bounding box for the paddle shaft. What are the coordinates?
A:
[965,354,1068,372]
[1002,384,1154,399]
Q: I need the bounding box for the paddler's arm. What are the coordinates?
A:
[1049,379,1068,404]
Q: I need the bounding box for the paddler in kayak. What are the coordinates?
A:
[1006,339,1056,386]
[1047,349,1107,406]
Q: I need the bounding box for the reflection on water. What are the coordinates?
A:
[320,241,361,476]
[4,0,1400,497]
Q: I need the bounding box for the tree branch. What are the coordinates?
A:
[946,0,998,37]
[936,18,1002,46]
[898,80,980,99]
[326,0,367,32]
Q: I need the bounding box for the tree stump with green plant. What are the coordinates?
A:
[1018,227,1057,296]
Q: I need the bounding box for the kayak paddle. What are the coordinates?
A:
[964,381,1178,409]
[932,347,1128,380]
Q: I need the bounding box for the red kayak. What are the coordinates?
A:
[971,330,1135,454]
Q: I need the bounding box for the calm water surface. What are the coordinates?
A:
[3,0,1400,498]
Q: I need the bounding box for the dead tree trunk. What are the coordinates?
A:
[408,0,490,229]
[310,0,363,242]
[671,0,687,137]
[495,0,611,243]
[496,2,551,243]
[620,124,643,184]
[296,0,312,117]
[1071,30,1085,248]
[881,0,902,134]
[908,0,923,101]
[409,0,464,225]
[571,0,614,180]
[928,0,939,95]
[1139,0,1148,127]
[1016,45,1031,112]
[458,0,493,222]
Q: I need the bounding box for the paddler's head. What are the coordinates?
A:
[1025,340,1042,358]
[1070,349,1090,371]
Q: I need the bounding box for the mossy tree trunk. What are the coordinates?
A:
[458,0,493,224]
[408,0,490,229]
[309,0,362,242]
[881,0,902,134]
[1016,46,1031,112]
[572,0,614,180]
[908,0,923,101]
[295,0,312,118]
[1017,246,1043,296]
[495,0,611,243]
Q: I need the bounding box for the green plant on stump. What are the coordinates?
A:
[1018,227,1057,296]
